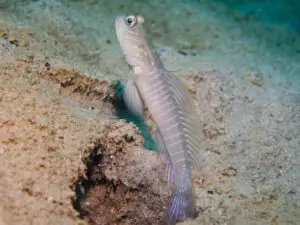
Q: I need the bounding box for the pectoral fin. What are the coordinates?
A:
[123,79,144,119]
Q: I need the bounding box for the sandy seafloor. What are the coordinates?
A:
[0,0,299,225]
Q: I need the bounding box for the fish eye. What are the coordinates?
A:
[126,15,137,27]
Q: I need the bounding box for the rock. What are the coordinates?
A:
[246,72,264,87]
[0,37,15,62]
[76,121,171,225]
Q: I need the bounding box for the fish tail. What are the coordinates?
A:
[164,186,197,225]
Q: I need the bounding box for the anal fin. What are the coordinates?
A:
[155,129,175,184]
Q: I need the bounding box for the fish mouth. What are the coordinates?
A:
[115,15,126,26]
[115,15,148,72]
[115,16,126,36]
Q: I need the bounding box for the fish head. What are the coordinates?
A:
[115,15,162,75]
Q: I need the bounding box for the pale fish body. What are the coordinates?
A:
[115,15,204,224]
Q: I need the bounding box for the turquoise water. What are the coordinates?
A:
[213,0,300,24]
[0,0,299,80]
[112,80,157,150]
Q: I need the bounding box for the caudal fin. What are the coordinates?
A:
[164,186,197,225]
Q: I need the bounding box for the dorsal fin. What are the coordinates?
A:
[163,70,205,171]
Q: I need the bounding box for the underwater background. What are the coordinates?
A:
[0,0,299,225]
